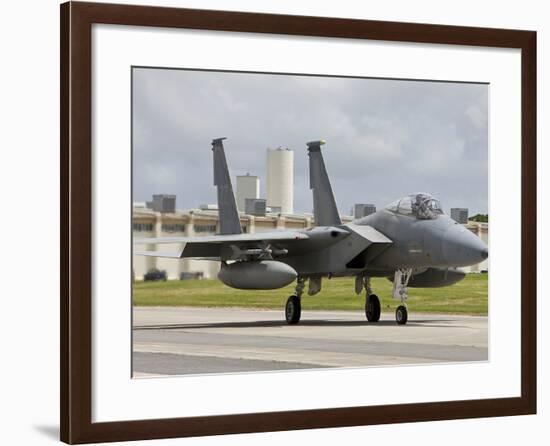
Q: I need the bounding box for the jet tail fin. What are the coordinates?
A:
[211,138,242,235]
[307,140,342,226]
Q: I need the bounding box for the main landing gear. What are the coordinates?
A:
[366,294,381,322]
[359,276,381,322]
[285,276,323,324]
[285,271,413,325]
[285,295,301,324]
[392,269,412,325]
[285,277,305,324]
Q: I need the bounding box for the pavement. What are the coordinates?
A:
[132,307,488,377]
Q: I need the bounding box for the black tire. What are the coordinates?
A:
[365,294,381,322]
[395,305,408,325]
[285,295,301,324]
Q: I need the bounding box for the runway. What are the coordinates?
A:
[132,307,488,377]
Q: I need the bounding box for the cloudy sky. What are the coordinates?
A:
[132,67,488,216]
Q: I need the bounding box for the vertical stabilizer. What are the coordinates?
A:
[307,140,342,226]
[211,138,242,235]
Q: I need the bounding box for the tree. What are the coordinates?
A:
[469,213,488,222]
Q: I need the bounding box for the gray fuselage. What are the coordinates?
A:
[277,209,488,279]
[357,210,488,272]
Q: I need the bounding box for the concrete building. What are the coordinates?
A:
[354,203,377,219]
[132,206,331,280]
[451,208,469,224]
[463,220,489,273]
[148,194,176,213]
[245,198,267,216]
[199,203,218,211]
[266,147,294,214]
[236,174,260,212]
[133,206,488,280]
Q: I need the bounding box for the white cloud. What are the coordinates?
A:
[465,104,488,130]
[132,68,488,215]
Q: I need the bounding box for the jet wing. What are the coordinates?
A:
[345,224,393,244]
[133,251,184,259]
[134,230,309,260]
[134,230,308,245]
[133,251,220,261]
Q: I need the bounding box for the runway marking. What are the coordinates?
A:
[134,329,487,362]
[133,351,326,376]
[132,308,488,375]
[133,342,454,369]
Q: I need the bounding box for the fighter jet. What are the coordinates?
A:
[135,138,488,325]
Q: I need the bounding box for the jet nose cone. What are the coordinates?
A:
[480,246,489,261]
[442,224,489,267]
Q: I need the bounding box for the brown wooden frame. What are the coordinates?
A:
[60,1,537,443]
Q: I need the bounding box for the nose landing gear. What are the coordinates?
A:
[392,269,412,325]
[395,305,408,325]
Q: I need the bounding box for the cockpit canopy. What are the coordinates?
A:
[385,193,444,220]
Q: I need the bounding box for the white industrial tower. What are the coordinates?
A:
[266,147,294,214]
[236,173,260,212]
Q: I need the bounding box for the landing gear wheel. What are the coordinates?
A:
[395,305,408,325]
[285,295,301,325]
[365,294,381,322]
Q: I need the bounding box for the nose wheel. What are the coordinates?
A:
[392,269,412,325]
[395,305,408,325]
